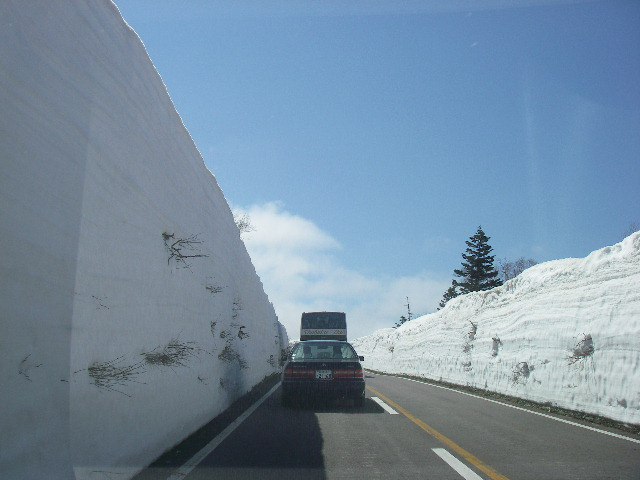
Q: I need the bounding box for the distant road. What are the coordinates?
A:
[143,372,640,479]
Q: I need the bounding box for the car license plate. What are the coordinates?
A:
[315,369,332,380]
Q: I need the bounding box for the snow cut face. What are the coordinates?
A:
[1,2,287,479]
[353,232,640,425]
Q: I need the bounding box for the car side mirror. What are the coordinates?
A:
[359,356,364,361]
[280,352,289,362]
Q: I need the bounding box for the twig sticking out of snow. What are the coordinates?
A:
[142,339,201,368]
[206,284,224,294]
[218,345,247,369]
[88,356,146,396]
[162,232,209,269]
[18,354,42,381]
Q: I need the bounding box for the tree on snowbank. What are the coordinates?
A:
[454,226,502,294]
[437,281,459,310]
[497,257,537,282]
[438,226,502,309]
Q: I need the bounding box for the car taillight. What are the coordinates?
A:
[333,366,364,378]
[283,365,314,378]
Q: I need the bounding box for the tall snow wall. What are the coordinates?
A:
[0,1,287,479]
[353,233,640,425]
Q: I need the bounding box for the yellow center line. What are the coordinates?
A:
[367,386,511,480]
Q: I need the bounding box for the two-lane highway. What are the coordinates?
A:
[144,372,640,479]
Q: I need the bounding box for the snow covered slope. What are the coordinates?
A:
[353,233,640,425]
[0,1,286,479]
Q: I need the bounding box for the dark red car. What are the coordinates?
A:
[281,340,365,407]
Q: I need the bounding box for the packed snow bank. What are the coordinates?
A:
[0,1,287,479]
[353,233,640,425]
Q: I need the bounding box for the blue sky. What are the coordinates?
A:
[116,0,639,338]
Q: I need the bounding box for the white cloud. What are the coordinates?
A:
[233,202,449,340]
[239,201,339,251]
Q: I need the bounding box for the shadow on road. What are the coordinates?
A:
[193,387,327,479]
[133,381,385,479]
[285,396,385,414]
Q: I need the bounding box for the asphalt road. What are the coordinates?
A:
[148,372,640,480]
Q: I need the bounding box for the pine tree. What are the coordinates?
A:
[437,280,459,310]
[453,226,502,294]
[394,315,408,329]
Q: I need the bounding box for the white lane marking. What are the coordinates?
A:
[166,383,280,480]
[433,448,483,480]
[371,396,399,414]
[370,371,640,445]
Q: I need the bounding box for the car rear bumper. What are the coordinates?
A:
[282,379,365,398]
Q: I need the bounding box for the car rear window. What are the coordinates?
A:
[291,342,358,360]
